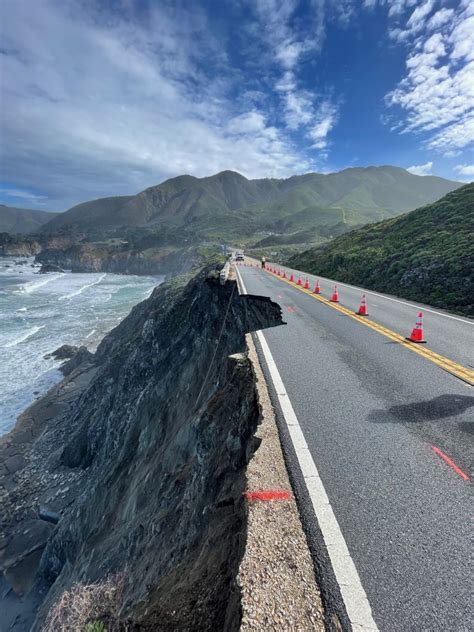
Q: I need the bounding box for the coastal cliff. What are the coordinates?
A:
[0,265,283,630]
[0,231,216,277]
[35,242,208,276]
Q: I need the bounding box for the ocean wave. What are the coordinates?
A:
[0,366,63,435]
[17,273,64,294]
[1,324,45,348]
[58,273,107,301]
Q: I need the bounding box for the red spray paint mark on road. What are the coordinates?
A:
[431,446,470,481]
[286,305,295,313]
[244,490,291,502]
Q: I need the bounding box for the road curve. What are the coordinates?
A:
[236,262,472,632]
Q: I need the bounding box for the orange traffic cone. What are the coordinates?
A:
[314,280,320,294]
[330,285,339,302]
[407,312,426,343]
[290,273,294,282]
[304,278,310,289]
[357,294,368,316]
[297,275,302,286]
[283,271,287,279]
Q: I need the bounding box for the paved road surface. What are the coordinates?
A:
[237,262,472,632]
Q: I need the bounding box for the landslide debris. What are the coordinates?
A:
[0,265,283,631]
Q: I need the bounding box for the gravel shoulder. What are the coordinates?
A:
[238,334,325,631]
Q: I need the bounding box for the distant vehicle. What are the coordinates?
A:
[235,251,244,261]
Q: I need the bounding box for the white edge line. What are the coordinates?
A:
[245,258,472,325]
[236,266,379,631]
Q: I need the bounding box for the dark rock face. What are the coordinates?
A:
[1,266,283,630]
[44,345,79,360]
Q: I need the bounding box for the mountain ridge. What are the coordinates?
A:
[0,205,57,234]
[38,166,462,243]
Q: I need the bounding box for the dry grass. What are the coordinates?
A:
[42,573,125,632]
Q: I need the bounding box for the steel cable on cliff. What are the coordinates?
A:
[194,281,237,410]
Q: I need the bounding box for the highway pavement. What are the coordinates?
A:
[236,261,472,632]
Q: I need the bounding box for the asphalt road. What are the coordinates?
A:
[237,262,472,632]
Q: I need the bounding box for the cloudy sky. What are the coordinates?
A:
[0,0,472,210]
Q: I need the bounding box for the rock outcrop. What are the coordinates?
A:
[0,265,283,631]
[0,233,42,257]
[0,233,79,258]
[44,345,94,375]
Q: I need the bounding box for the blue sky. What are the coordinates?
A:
[0,0,472,210]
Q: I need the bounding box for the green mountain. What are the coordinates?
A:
[0,204,57,234]
[39,167,461,244]
[288,184,474,316]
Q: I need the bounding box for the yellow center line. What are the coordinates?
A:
[245,263,474,386]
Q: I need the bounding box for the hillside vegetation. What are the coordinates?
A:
[38,166,461,246]
[288,184,474,316]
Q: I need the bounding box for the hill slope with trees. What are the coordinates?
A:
[288,184,474,316]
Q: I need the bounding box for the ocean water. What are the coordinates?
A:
[0,257,162,435]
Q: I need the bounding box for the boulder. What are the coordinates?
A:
[44,345,78,360]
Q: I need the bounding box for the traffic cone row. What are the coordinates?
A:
[256,263,427,343]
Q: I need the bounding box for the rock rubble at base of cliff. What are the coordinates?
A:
[0,265,283,631]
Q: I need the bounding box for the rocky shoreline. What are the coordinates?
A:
[0,265,284,630]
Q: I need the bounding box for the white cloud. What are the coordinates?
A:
[427,114,474,152]
[364,0,417,17]
[333,0,356,27]
[406,161,433,175]
[227,111,268,135]
[249,0,338,146]
[389,0,435,42]
[0,188,47,205]
[426,8,455,31]
[309,101,339,151]
[454,164,474,176]
[384,2,474,155]
[0,0,314,209]
[406,0,434,31]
